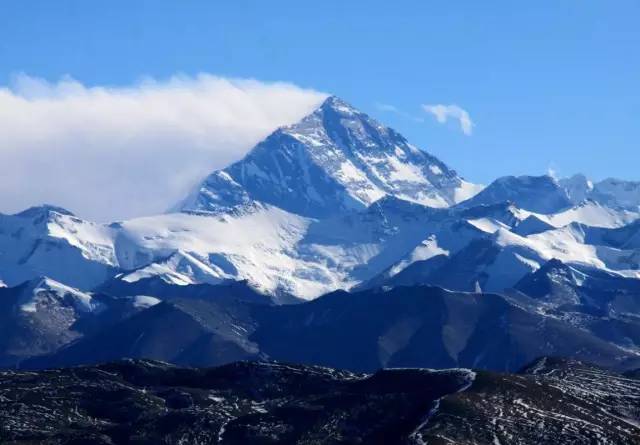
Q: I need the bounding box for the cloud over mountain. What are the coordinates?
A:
[0,74,326,221]
[422,103,474,135]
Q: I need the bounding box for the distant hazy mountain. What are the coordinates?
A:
[457,175,573,214]
[560,174,640,211]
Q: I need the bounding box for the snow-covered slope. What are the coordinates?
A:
[542,200,639,228]
[180,96,482,217]
[365,202,640,293]
[115,199,472,299]
[3,195,639,300]
[114,204,320,298]
[0,206,117,289]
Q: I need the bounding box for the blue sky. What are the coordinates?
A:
[1,1,639,202]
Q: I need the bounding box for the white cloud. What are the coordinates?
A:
[375,102,400,113]
[375,102,425,122]
[0,74,327,221]
[422,104,474,135]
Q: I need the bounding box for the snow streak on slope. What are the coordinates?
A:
[543,200,639,228]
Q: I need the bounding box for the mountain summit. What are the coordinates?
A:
[180,96,482,217]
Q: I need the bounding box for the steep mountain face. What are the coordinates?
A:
[3,358,639,445]
[0,277,99,366]
[180,96,482,218]
[0,277,154,367]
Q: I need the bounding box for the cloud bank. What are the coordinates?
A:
[422,104,473,135]
[0,74,327,221]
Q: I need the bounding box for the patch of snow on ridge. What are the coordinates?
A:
[454,180,485,203]
[121,250,229,286]
[18,277,100,314]
[468,218,511,234]
[387,237,448,277]
[545,201,639,228]
[131,295,161,309]
[385,155,429,183]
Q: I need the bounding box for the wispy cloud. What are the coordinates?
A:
[374,102,400,113]
[422,104,474,135]
[375,102,424,122]
[0,74,327,221]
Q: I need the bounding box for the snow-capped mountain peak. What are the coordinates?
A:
[181,96,482,217]
[15,204,76,219]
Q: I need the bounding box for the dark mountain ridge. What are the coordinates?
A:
[2,357,639,444]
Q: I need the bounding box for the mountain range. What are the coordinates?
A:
[1,96,640,374]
